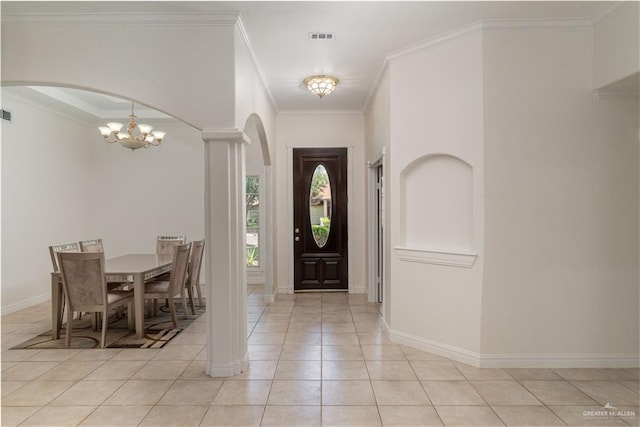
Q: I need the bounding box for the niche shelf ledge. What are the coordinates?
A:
[395,246,477,268]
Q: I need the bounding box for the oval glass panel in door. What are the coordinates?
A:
[309,164,332,248]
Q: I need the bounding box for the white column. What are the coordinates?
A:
[202,129,249,377]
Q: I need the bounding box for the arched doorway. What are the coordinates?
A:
[243,113,275,302]
[1,84,204,314]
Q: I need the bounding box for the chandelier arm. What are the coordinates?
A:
[103,135,119,143]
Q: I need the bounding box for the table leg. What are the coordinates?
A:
[134,273,144,339]
[51,273,62,340]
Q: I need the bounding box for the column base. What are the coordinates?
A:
[205,352,249,377]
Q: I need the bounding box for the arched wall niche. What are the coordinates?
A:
[397,153,476,267]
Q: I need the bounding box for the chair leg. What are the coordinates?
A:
[127,301,134,331]
[181,290,189,319]
[59,298,66,330]
[195,282,204,309]
[65,309,73,348]
[187,286,196,315]
[100,310,108,348]
[168,296,178,328]
[92,313,98,331]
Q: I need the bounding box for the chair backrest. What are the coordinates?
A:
[79,238,104,253]
[58,251,107,310]
[188,239,205,287]
[157,235,187,255]
[49,242,81,272]
[169,242,192,295]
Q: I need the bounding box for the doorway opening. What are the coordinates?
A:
[369,159,384,303]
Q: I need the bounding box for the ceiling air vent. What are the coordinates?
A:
[309,32,334,40]
[1,109,11,122]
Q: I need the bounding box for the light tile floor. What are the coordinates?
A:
[1,285,638,426]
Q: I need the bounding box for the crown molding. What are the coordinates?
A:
[386,20,484,64]
[593,88,640,100]
[482,17,593,32]
[235,17,278,113]
[364,16,598,111]
[591,1,635,28]
[362,61,389,114]
[278,109,363,116]
[0,11,240,27]
[26,86,172,120]
[363,20,483,112]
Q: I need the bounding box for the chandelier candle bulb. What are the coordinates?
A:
[152,131,166,141]
[138,124,153,135]
[107,122,123,133]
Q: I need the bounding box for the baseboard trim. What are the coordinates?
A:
[350,286,366,294]
[384,320,640,368]
[1,292,50,315]
[384,320,481,366]
[479,353,640,368]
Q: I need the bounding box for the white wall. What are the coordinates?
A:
[593,2,640,89]
[234,26,277,146]
[234,25,278,295]
[89,121,205,257]
[1,92,93,312]
[386,32,485,357]
[481,28,639,363]
[275,112,366,293]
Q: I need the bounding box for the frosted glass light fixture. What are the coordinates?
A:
[304,75,339,98]
[97,101,166,151]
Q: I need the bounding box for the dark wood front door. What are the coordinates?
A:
[293,148,348,291]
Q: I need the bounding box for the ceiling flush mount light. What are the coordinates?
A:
[98,102,166,151]
[304,75,339,99]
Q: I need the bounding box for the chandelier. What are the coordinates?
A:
[98,102,166,151]
[304,75,339,98]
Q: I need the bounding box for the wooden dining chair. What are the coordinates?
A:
[79,238,130,287]
[58,251,134,348]
[155,236,187,308]
[156,235,187,255]
[49,242,81,326]
[49,242,80,273]
[144,242,191,328]
[185,239,205,314]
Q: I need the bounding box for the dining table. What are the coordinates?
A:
[51,253,173,340]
